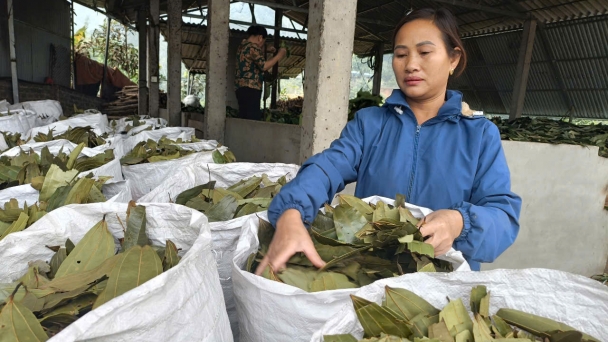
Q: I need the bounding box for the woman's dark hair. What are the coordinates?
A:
[247,25,268,39]
[392,8,467,76]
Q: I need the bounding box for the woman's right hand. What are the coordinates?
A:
[254,209,325,275]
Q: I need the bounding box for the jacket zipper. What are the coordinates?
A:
[406,125,422,202]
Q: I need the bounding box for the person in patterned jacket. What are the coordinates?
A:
[235,26,287,120]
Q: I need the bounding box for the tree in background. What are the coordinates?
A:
[75,20,139,82]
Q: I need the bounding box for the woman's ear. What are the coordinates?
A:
[451,47,462,71]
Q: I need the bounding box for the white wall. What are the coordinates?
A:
[482,141,608,276]
[224,118,300,164]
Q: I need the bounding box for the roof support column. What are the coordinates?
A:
[7,0,18,103]
[299,0,357,163]
[271,9,282,109]
[167,0,182,126]
[137,7,149,116]
[509,19,537,120]
[148,0,160,118]
[204,0,229,142]
[372,43,384,96]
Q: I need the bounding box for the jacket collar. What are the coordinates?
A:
[384,89,464,122]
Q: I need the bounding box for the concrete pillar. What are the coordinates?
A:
[148,0,160,118]
[204,0,229,142]
[167,0,182,127]
[372,43,384,96]
[7,0,18,103]
[509,19,537,120]
[270,9,282,109]
[299,0,357,163]
[137,8,149,116]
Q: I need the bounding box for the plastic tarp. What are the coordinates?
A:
[311,268,608,341]
[139,162,300,340]
[0,203,233,342]
[232,196,470,342]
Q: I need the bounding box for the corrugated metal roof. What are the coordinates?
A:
[159,21,307,78]
[453,15,608,119]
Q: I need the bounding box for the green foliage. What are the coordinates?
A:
[75,21,139,82]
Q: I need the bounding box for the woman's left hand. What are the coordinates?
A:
[417,209,464,256]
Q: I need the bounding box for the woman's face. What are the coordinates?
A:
[392,19,460,102]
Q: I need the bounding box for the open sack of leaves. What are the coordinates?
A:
[139,162,300,340]
[0,131,26,151]
[32,126,108,148]
[26,113,109,142]
[107,126,202,159]
[0,140,122,191]
[312,269,608,342]
[109,115,168,135]
[232,196,469,342]
[0,168,132,242]
[0,109,38,137]
[0,202,232,342]
[121,137,235,200]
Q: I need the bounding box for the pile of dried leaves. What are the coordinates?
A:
[349,90,383,121]
[324,285,600,342]
[175,174,287,222]
[0,143,114,191]
[0,167,113,241]
[120,137,235,165]
[247,195,453,292]
[0,204,180,339]
[491,117,608,158]
[33,126,107,148]
[1,132,25,150]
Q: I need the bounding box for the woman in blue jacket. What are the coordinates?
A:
[256,8,522,273]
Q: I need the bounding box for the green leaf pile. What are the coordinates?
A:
[0,173,112,241]
[0,144,114,190]
[325,285,601,342]
[491,117,608,158]
[175,174,287,222]
[349,90,383,121]
[120,136,234,165]
[33,126,107,148]
[0,204,181,339]
[0,132,25,150]
[247,195,454,292]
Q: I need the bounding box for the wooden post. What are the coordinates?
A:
[509,19,537,120]
[271,9,283,109]
[148,0,160,117]
[137,8,149,116]
[372,43,384,96]
[167,0,182,126]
